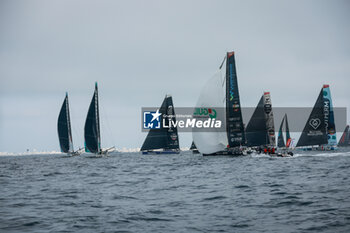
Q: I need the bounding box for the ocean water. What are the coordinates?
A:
[1,150,350,233]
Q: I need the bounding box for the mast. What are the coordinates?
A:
[95,82,101,152]
[66,93,73,152]
[225,51,245,147]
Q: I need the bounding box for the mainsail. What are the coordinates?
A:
[245,92,275,147]
[296,88,327,147]
[263,92,276,147]
[277,114,291,148]
[226,52,246,147]
[57,93,73,153]
[338,125,350,147]
[84,82,101,154]
[141,95,179,151]
[285,114,291,147]
[323,85,337,146]
[246,96,268,147]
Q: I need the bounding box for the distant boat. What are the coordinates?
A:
[277,114,292,149]
[245,92,276,148]
[190,141,199,154]
[57,93,82,156]
[296,85,336,150]
[193,51,246,156]
[338,125,350,147]
[84,82,114,155]
[141,95,180,154]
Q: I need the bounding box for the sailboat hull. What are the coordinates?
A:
[142,151,180,155]
[203,148,244,156]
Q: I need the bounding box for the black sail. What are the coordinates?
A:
[225,51,246,147]
[285,114,291,147]
[338,125,350,147]
[84,82,101,153]
[57,93,73,153]
[296,89,328,147]
[190,141,197,150]
[277,116,285,148]
[141,95,179,151]
[246,96,268,147]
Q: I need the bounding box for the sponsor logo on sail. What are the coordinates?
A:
[143,110,161,129]
[193,108,217,119]
[229,63,235,101]
[309,118,321,130]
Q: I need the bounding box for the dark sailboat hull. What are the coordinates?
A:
[142,150,180,155]
[203,148,244,156]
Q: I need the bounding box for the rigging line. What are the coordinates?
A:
[100,98,116,148]
[219,55,226,69]
[69,102,83,150]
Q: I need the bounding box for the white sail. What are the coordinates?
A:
[192,68,228,154]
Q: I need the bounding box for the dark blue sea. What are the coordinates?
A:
[1,150,350,233]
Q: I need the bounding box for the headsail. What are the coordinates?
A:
[141,95,179,151]
[84,82,101,153]
[277,116,285,148]
[296,88,327,147]
[225,52,246,147]
[323,85,337,146]
[192,70,227,154]
[246,96,268,147]
[338,125,350,147]
[57,93,73,153]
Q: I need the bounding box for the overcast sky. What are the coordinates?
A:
[1,0,349,152]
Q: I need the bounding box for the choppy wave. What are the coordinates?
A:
[0,151,350,232]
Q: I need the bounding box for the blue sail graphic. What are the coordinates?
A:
[323,85,337,146]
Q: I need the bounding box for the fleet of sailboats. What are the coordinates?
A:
[56,54,348,156]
